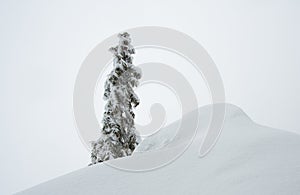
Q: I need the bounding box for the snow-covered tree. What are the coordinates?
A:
[90,32,142,165]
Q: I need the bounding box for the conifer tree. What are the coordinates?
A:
[90,32,142,165]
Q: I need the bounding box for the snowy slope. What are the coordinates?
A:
[17,104,300,195]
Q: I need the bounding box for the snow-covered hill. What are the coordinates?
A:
[17,104,300,195]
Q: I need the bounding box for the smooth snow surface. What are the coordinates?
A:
[17,104,300,195]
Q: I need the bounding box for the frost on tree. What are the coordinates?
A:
[90,32,142,165]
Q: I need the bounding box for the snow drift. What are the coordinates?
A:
[17,104,300,195]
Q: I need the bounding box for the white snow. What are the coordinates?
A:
[17,104,300,195]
